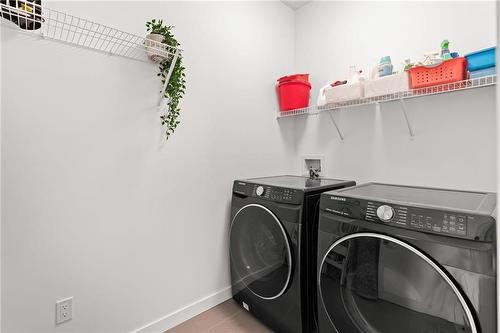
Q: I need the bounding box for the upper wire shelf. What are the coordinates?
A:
[0,1,181,63]
[278,74,497,118]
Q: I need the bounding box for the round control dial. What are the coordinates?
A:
[377,205,394,222]
[256,186,265,196]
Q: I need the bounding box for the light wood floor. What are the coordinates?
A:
[166,299,272,333]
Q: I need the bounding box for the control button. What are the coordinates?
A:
[377,205,394,222]
[457,216,466,223]
[425,217,432,229]
[256,186,265,196]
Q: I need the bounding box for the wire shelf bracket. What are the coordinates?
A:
[158,48,180,111]
[398,99,415,138]
[327,110,344,141]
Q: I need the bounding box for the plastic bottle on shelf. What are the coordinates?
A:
[378,56,393,77]
[441,40,452,60]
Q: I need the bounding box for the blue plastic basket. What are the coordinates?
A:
[469,67,496,79]
[465,47,496,71]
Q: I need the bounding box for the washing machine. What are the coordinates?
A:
[316,183,497,333]
[229,175,356,333]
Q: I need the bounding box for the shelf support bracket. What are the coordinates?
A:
[158,49,181,108]
[328,110,344,141]
[399,99,415,138]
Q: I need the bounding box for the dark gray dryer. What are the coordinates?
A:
[317,183,496,333]
[230,175,355,333]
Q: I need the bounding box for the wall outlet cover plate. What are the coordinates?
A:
[56,297,73,325]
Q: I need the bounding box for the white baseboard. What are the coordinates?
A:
[131,286,233,333]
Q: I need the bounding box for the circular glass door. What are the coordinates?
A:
[318,232,477,333]
[230,204,292,300]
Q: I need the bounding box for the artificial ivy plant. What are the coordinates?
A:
[146,19,186,140]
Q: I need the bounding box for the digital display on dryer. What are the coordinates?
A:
[406,210,467,236]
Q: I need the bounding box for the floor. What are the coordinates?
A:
[167,299,272,333]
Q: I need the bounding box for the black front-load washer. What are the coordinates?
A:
[230,175,356,333]
[317,183,497,333]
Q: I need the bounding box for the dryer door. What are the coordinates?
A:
[318,232,478,333]
[230,204,292,300]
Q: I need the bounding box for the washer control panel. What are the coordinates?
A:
[321,195,495,241]
[232,181,302,204]
[252,184,298,203]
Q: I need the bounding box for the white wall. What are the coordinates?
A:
[1,1,295,332]
[292,1,497,191]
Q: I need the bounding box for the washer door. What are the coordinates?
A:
[319,232,478,333]
[230,204,292,300]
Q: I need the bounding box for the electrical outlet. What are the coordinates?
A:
[56,297,73,325]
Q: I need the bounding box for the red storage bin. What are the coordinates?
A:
[277,74,310,84]
[409,57,467,89]
[277,81,311,111]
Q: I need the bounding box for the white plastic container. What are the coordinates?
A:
[324,82,364,104]
[364,72,409,98]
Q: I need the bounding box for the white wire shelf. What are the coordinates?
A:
[277,105,317,117]
[277,74,497,118]
[0,1,181,63]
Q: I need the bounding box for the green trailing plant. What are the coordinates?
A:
[146,19,186,140]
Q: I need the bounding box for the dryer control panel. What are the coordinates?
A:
[365,201,467,236]
[321,195,495,241]
[232,181,303,205]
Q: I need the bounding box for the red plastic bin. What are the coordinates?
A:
[277,74,310,84]
[409,57,467,89]
[277,81,311,111]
